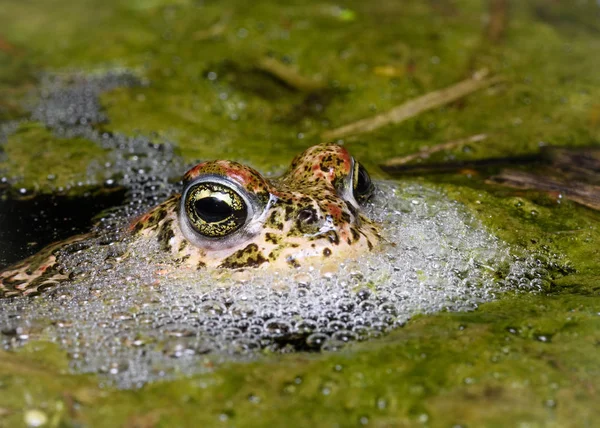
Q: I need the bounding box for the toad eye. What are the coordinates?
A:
[184,182,248,237]
[352,162,374,203]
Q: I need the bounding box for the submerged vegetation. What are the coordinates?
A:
[0,0,599,426]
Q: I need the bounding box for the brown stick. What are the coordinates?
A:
[486,0,509,43]
[380,154,540,175]
[488,170,600,211]
[321,70,504,141]
[382,133,489,167]
[255,57,326,92]
[193,15,229,41]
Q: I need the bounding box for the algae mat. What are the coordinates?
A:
[0,0,599,426]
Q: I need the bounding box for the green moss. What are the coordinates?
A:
[1,292,598,426]
[1,0,600,425]
[0,123,108,193]
[439,180,600,288]
[1,0,599,186]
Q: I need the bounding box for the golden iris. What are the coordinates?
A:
[185,182,248,237]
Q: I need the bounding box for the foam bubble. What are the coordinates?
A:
[0,70,567,387]
[0,180,561,388]
[2,71,184,216]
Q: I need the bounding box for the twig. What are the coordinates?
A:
[255,57,326,92]
[321,70,504,141]
[541,146,600,176]
[486,0,510,43]
[382,133,489,167]
[193,16,229,41]
[380,154,540,175]
[488,170,600,211]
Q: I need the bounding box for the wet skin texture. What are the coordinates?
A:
[0,144,380,297]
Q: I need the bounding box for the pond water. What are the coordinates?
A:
[0,0,599,426]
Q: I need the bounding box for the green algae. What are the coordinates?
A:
[1,0,599,183]
[1,123,109,193]
[440,179,599,289]
[1,292,598,427]
[1,0,600,426]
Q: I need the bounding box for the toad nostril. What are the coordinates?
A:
[297,208,317,224]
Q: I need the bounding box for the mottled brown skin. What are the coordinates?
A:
[0,144,380,298]
[0,234,91,298]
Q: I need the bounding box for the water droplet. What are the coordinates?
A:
[24,409,48,427]
[295,319,317,334]
[247,394,261,404]
[306,333,328,349]
[321,339,344,352]
[535,334,552,343]
[332,330,357,343]
[356,289,371,301]
[418,413,429,423]
[264,319,291,335]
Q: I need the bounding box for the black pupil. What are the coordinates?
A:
[355,165,371,195]
[194,197,233,223]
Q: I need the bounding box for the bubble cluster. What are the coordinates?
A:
[0,71,565,388]
[30,72,141,128]
[35,71,183,186]
[0,181,561,389]
[2,71,185,210]
[0,120,21,144]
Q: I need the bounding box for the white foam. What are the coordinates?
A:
[0,180,557,388]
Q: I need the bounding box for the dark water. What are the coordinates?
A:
[0,188,125,269]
